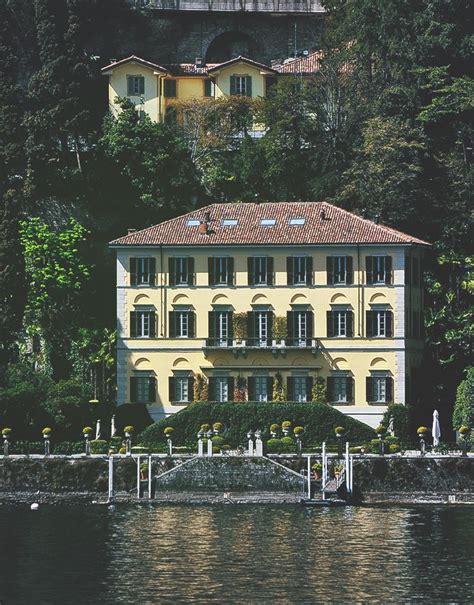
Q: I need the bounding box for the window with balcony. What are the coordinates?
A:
[366,309,393,338]
[169,257,195,286]
[247,310,273,347]
[130,257,156,286]
[327,375,354,404]
[208,257,235,286]
[248,257,274,286]
[169,375,194,403]
[208,310,233,346]
[127,75,144,96]
[366,255,392,285]
[287,256,313,285]
[130,374,156,403]
[327,256,353,285]
[287,310,314,346]
[326,309,354,338]
[130,309,156,338]
[169,310,196,338]
[366,373,393,403]
[287,376,313,402]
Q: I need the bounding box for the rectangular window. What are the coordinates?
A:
[367,375,393,403]
[169,376,193,403]
[130,310,156,338]
[366,255,392,285]
[327,310,354,338]
[176,377,189,402]
[127,75,145,96]
[248,257,274,286]
[327,256,354,285]
[169,310,196,338]
[257,312,268,346]
[216,377,229,402]
[208,257,234,286]
[130,257,156,286]
[327,376,354,404]
[287,310,313,346]
[293,376,308,403]
[287,256,313,286]
[366,310,393,338]
[169,257,195,286]
[208,310,233,346]
[204,79,215,97]
[333,377,348,403]
[230,75,252,96]
[130,375,156,404]
[163,79,177,98]
[255,376,269,402]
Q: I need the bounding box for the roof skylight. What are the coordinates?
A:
[289,218,306,225]
[260,219,276,226]
[186,219,201,226]
[222,219,238,226]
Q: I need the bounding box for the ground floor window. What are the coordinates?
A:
[169,375,193,403]
[367,374,393,403]
[130,375,156,403]
[293,376,308,402]
[255,376,268,402]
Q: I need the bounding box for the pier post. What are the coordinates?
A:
[255,430,263,456]
[307,455,311,498]
[108,456,114,500]
[136,455,141,499]
[148,455,152,500]
[322,442,327,500]
[206,431,213,457]
[345,442,352,494]
[197,432,204,456]
[247,431,254,456]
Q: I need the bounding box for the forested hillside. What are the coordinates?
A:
[0,0,471,436]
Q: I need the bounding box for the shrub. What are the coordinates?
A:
[375,424,386,435]
[42,427,52,435]
[459,425,470,435]
[382,403,410,441]
[90,439,108,454]
[389,444,400,453]
[369,438,389,454]
[282,421,292,429]
[138,402,375,448]
[293,426,304,435]
[312,462,322,473]
[211,435,226,447]
[1,428,12,436]
[417,426,429,435]
[114,404,153,435]
[270,423,280,433]
[311,377,327,404]
[212,422,223,431]
[452,368,474,430]
[52,441,83,455]
[124,425,134,434]
[266,438,282,453]
[83,426,94,435]
[200,423,210,432]
[335,426,345,436]
[164,427,174,436]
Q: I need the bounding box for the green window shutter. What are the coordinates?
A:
[267,312,274,342]
[386,311,393,337]
[188,377,194,402]
[267,257,274,285]
[127,75,133,96]
[169,311,176,337]
[204,79,213,97]
[169,258,176,286]
[305,377,313,402]
[130,377,138,403]
[130,311,137,337]
[287,377,295,401]
[247,377,256,401]
[266,377,273,399]
[405,256,412,285]
[306,311,314,338]
[188,257,195,286]
[326,377,335,402]
[149,258,156,286]
[130,258,137,286]
[346,311,354,337]
[346,256,354,284]
[366,311,373,338]
[138,76,145,95]
[208,257,215,285]
[327,311,334,337]
[306,256,313,285]
[227,377,235,401]
[287,311,294,340]
[385,256,393,284]
[248,257,255,286]
[150,313,157,338]
[227,257,235,285]
[246,76,252,97]
[346,377,354,403]
[287,257,294,285]
[247,311,256,340]
[188,312,196,338]
[148,377,156,403]
[208,377,216,401]
[412,257,419,286]
[164,79,176,98]
[366,377,374,403]
[230,75,236,95]
[386,377,394,403]
[168,377,175,402]
[366,256,374,285]
[326,257,334,285]
[208,311,216,339]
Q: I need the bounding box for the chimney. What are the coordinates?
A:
[198,222,209,235]
[204,211,211,223]
[195,56,204,67]
[320,209,331,221]
[128,228,137,234]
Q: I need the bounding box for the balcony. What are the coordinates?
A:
[203,337,318,358]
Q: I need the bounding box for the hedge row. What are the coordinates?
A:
[139,402,375,448]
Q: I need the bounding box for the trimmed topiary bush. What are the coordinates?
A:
[138,402,375,449]
[90,439,108,454]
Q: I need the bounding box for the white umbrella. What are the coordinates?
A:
[432,410,441,447]
[95,419,101,440]
[110,415,116,437]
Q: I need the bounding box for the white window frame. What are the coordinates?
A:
[335,310,347,337]
[136,310,151,338]
[136,257,152,285]
[255,376,268,402]
[176,377,189,403]
[217,312,229,345]
[375,310,387,337]
[257,312,268,346]
[215,257,229,285]
[371,372,389,403]
[254,257,268,285]
[293,376,307,403]
[128,75,144,96]
[373,256,387,284]
[294,256,307,285]
[333,376,348,403]
[136,376,150,403]
[177,311,189,338]
[296,312,307,346]
[333,256,347,284]
[235,75,247,96]
[216,377,229,403]
[175,257,188,285]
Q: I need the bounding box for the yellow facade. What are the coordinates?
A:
[113,242,425,428]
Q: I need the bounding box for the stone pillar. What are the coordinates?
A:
[197,432,204,456]
[247,431,254,456]
[255,430,263,456]
[167,437,173,456]
[206,430,213,457]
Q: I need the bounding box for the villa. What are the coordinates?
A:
[109,201,429,427]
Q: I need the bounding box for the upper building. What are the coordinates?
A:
[110,202,429,428]
[101,53,320,123]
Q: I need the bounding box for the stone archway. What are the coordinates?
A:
[206,30,260,63]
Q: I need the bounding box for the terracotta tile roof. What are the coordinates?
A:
[101,55,168,74]
[110,202,430,247]
[162,63,219,76]
[207,56,277,74]
[274,51,323,74]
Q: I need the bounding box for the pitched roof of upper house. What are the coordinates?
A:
[110,202,430,247]
[101,55,169,74]
[273,50,323,74]
[206,56,277,75]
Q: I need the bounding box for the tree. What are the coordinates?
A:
[452,368,474,430]
[19,217,91,379]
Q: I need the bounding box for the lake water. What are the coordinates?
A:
[0,504,473,604]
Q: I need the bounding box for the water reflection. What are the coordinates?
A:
[0,505,473,603]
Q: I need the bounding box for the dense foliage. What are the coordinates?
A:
[452,368,474,430]
[138,402,375,448]
[0,0,471,432]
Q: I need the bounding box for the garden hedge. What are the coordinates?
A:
[138,402,375,448]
